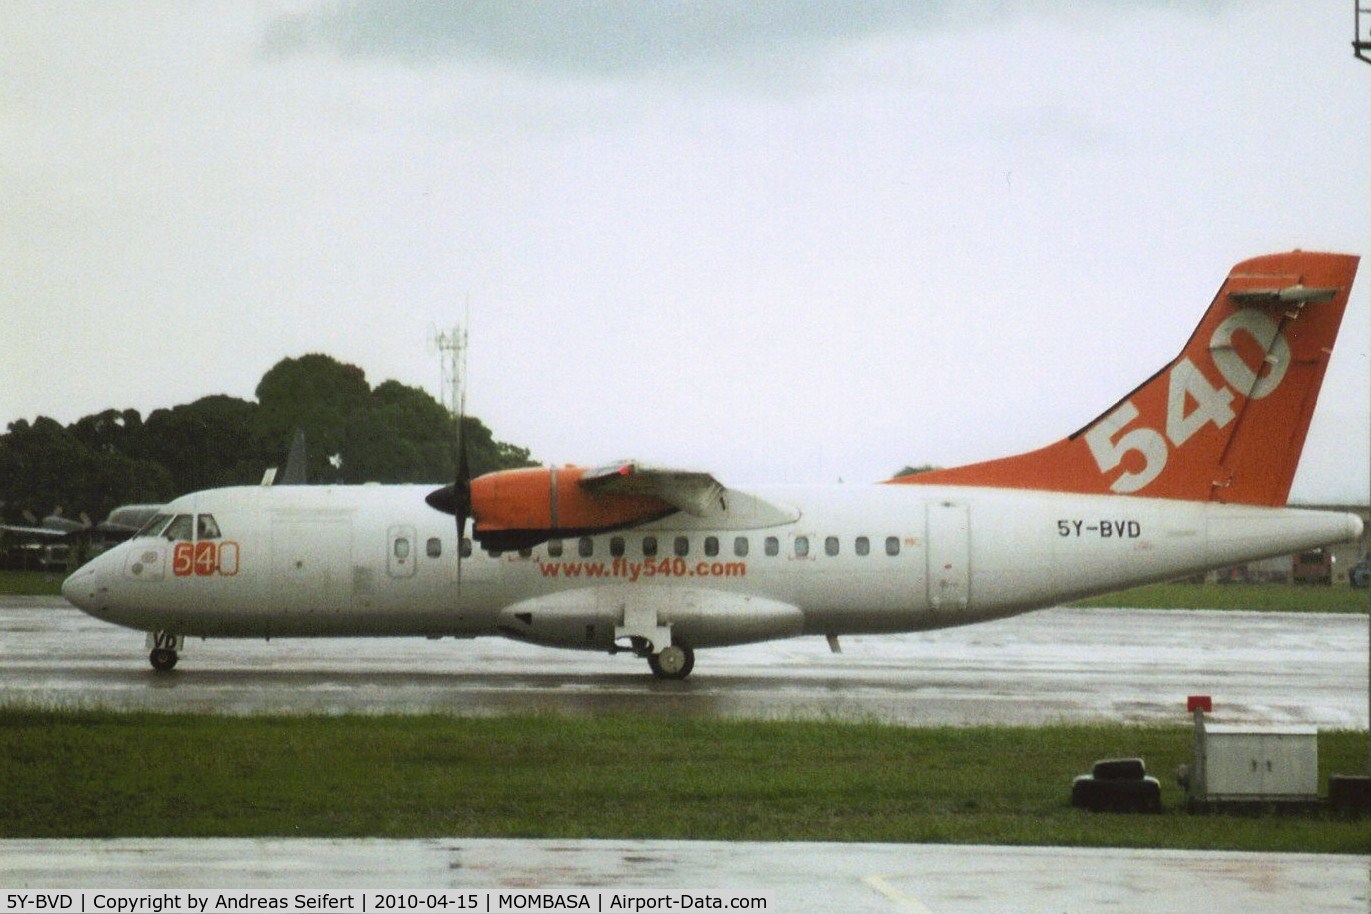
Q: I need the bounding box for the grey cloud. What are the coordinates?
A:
[261,1,953,76]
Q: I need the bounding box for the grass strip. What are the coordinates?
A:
[2,709,1367,852]
[0,570,66,596]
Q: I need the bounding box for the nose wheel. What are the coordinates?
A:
[647,643,694,680]
[149,648,178,672]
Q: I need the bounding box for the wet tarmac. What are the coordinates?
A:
[3,837,1367,912]
[2,597,1366,727]
[6,598,1369,909]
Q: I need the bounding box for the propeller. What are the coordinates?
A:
[424,418,473,583]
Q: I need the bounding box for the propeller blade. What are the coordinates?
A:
[454,415,472,586]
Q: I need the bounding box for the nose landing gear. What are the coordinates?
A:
[149,647,178,672]
[145,631,183,672]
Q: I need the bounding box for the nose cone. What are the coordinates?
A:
[61,563,100,612]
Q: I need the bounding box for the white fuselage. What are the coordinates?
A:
[62,482,1362,654]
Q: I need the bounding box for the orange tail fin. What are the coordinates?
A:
[895,251,1360,506]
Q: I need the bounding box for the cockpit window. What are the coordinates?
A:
[135,513,173,538]
[161,514,194,541]
[197,515,221,540]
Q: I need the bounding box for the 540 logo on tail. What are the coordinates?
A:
[1086,308,1288,494]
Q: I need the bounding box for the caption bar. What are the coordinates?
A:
[4,894,770,914]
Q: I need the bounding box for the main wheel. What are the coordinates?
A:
[149,648,178,672]
[647,643,694,680]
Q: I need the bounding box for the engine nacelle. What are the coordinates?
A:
[470,465,675,551]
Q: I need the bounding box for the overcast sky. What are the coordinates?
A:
[4,1,1369,503]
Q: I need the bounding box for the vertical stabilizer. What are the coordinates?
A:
[896,251,1359,506]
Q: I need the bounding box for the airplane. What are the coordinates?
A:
[2,506,91,539]
[2,504,164,543]
[62,250,1364,678]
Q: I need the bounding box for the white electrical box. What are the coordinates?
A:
[1191,723,1319,803]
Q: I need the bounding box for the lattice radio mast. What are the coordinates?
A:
[433,324,468,423]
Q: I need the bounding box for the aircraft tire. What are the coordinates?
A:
[648,644,694,680]
[149,648,178,672]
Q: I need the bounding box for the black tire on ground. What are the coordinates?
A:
[647,644,694,680]
[149,648,178,672]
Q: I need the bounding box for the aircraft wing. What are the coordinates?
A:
[0,523,77,539]
[579,461,725,516]
[579,460,799,527]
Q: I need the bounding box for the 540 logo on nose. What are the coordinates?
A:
[172,540,240,576]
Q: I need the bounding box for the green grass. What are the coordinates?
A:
[0,569,66,596]
[1074,582,1369,613]
[2,709,1367,852]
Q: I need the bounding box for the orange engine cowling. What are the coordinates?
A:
[469,465,675,551]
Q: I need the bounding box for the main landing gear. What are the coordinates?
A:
[615,601,695,680]
[647,643,694,680]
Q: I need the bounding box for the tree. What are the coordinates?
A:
[0,352,538,524]
[462,415,535,477]
[0,416,171,522]
[342,380,455,483]
[254,354,370,483]
[139,396,266,491]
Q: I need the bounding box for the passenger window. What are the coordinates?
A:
[578,537,594,558]
[518,548,533,559]
[885,536,900,556]
[427,537,442,558]
[856,536,870,557]
[825,536,839,556]
[548,540,564,558]
[643,536,658,557]
[460,538,472,558]
[674,536,689,557]
[704,536,719,557]
[794,536,809,558]
[611,536,625,558]
[764,536,779,557]
[394,538,411,560]
[196,515,221,540]
[734,537,749,557]
[162,514,194,541]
